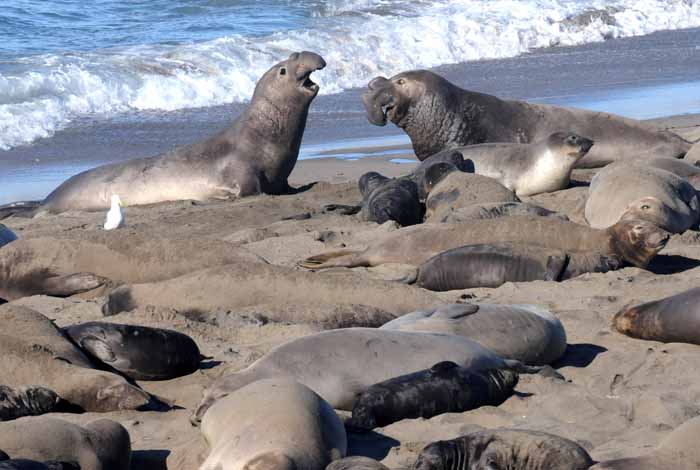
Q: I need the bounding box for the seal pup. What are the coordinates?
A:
[300,216,670,270]
[381,303,567,365]
[64,322,202,381]
[191,327,516,424]
[362,69,690,167]
[585,161,700,233]
[414,243,623,292]
[613,287,700,345]
[436,201,569,223]
[13,52,325,215]
[410,152,465,200]
[424,172,519,223]
[645,157,700,189]
[0,304,150,412]
[350,362,518,430]
[0,418,130,470]
[447,132,594,196]
[0,225,17,248]
[414,429,593,470]
[200,378,347,470]
[0,386,61,421]
[103,195,124,230]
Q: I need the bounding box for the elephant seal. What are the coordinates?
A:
[0,386,61,421]
[191,327,518,424]
[437,201,568,223]
[200,378,346,470]
[0,225,17,248]
[414,243,623,292]
[301,216,670,270]
[326,457,389,470]
[349,362,518,430]
[381,303,567,365]
[444,132,594,196]
[15,52,325,215]
[360,175,422,226]
[585,162,700,233]
[646,157,700,189]
[63,322,201,381]
[362,70,690,167]
[424,172,519,223]
[0,460,79,470]
[414,429,593,470]
[613,287,700,345]
[0,418,130,470]
[410,152,465,200]
[0,304,150,412]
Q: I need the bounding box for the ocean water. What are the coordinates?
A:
[2,0,700,151]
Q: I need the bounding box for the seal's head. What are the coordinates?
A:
[358,171,390,197]
[547,132,594,161]
[608,218,671,268]
[253,51,326,104]
[362,70,441,127]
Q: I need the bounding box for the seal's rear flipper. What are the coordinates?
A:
[323,204,362,215]
[504,360,565,381]
[0,201,41,220]
[42,272,107,297]
[298,249,364,269]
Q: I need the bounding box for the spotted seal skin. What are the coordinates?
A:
[0,386,61,422]
[350,361,518,430]
[414,429,594,470]
[613,287,700,345]
[64,322,201,381]
[362,69,690,168]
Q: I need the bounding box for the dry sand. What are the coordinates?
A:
[2,113,700,469]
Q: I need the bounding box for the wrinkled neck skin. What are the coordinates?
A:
[606,227,656,268]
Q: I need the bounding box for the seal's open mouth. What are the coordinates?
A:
[300,71,319,92]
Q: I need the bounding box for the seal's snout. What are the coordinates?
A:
[362,83,395,126]
[292,51,325,96]
[580,137,594,153]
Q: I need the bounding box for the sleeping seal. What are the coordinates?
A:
[350,362,517,430]
[200,378,346,470]
[301,216,670,270]
[585,161,700,233]
[3,52,325,216]
[613,287,700,345]
[414,429,593,470]
[191,327,516,424]
[381,303,567,365]
[362,69,690,167]
[63,322,201,381]
[443,132,594,196]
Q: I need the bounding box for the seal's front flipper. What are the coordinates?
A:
[42,272,107,297]
[323,204,362,215]
[79,335,117,363]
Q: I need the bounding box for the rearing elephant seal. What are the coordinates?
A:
[362,70,690,167]
[18,52,326,215]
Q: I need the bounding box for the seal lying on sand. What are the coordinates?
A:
[414,429,593,470]
[350,362,518,430]
[585,161,700,233]
[0,386,61,422]
[191,328,518,424]
[326,457,389,470]
[646,157,700,189]
[435,201,568,223]
[0,418,130,470]
[410,152,466,200]
[591,415,700,469]
[381,303,567,365]
[64,322,202,381]
[362,69,690,167]
[441,132,594,196]
[0,304,150,412]
[200,378,346,470]
[613,287,700,345]
[1,52,325,217]
[301,216,670,270]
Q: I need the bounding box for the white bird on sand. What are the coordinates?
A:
[104,194,125,230]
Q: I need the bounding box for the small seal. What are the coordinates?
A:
[350,361,518,430]
[359,174,422,226]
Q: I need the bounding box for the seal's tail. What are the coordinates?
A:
[299,249,366,269]
[0,201,41,220]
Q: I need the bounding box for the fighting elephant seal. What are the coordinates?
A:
[444,132,594,196]
[362,70,690,167]
[64,322,201,381]
[414,243,623,292]
[414,429,593,470]
[350,362,518,430]
[301,216,670,270]
[200,378,346,470]
[191,327,517,424]
[0,304,150,412]
[8,52,325,216]
[0,386,61,421]
[381,303,567,365]
[0,418,130,470]
[613,287,700,345]
[585,161,700,233]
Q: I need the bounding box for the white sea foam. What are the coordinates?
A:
[2,0,700,150]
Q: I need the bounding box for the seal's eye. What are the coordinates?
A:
[641,204,651,210]
[280,67,287,76]
[397,78,405,85]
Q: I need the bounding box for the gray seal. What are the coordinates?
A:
[17,52,326,215]
[645,157,700,189]
[362,70,690,167]
[63,322,202,381]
